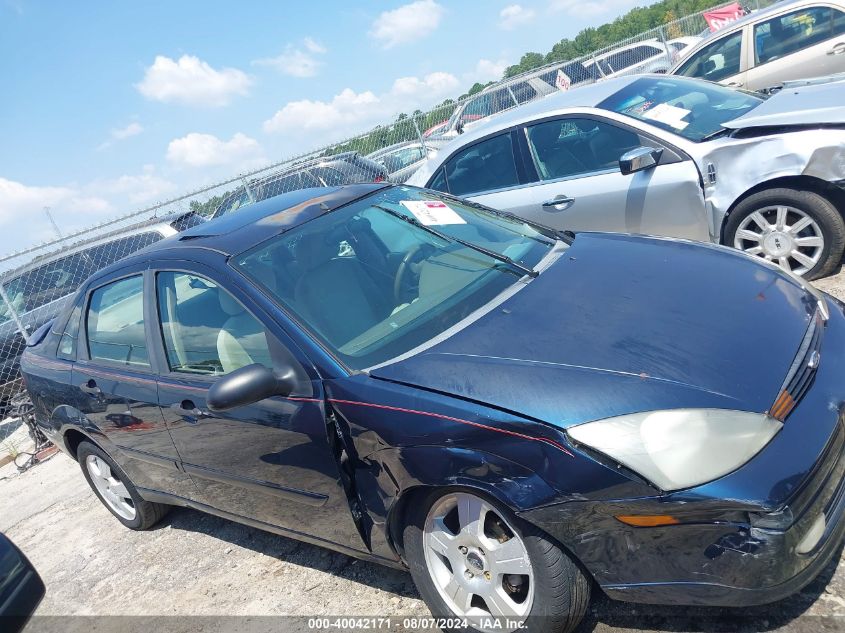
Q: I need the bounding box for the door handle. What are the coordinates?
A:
[541,195,574,211]
[169,400,211,420]
[726,80,744,88]
[827,42,845,55]
[79,379,101,396]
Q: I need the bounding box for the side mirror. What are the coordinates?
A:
[455,120,465,135]
[619,147,663,176]
[207,363,298,412]
[0,532,45,633]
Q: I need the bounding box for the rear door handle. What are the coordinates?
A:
[541,195,574,211]
[169,400,211,421]
[79,380,101,396]
[828,42,845,55]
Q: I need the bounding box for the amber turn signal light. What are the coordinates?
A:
[615,514,680,527]
[770,389,795,421]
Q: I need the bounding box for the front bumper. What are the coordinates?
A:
[604,422,845,607]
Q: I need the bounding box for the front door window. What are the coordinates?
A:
[156,272,272,375]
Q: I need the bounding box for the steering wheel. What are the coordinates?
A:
[394,243,433,304]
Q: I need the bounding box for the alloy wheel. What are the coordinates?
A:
[733,205,824,276]
[423,492,533,630]
[85,455,136,520]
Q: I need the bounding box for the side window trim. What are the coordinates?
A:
[78,271,154,373]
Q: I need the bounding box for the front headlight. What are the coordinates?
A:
[567,409,782,491]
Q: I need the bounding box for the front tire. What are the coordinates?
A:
[403,489,590,633]
[724,188,845,280]
[77,440,169,530]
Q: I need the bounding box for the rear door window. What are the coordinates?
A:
[443,133,520,196]
[311,165,350,186]
[86,275,149,367]
[604,44,662,72]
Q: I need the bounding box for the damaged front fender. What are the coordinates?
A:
[695,129,845,237]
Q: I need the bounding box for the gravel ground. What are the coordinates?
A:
[3,271,845,632]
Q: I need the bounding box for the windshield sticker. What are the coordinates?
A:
[642,102,691,130]
[400,200,466,226]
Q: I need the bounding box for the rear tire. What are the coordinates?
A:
[403,488,590,633]
[77,440,169,530]
[724,188,845,280]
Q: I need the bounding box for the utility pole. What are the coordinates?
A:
[43,207,62,239]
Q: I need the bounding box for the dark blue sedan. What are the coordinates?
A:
[20,184,845,632]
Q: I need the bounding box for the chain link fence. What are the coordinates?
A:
[0,0,775,445]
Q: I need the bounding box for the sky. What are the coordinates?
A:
[0,0,645,252]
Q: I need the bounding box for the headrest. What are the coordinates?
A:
[296,232,338,271]
[529,123,560,152]
[219,289,244,316]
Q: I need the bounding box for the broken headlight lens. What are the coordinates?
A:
[567,409,783,491]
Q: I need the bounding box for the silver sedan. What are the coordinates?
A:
[407,74,845,279]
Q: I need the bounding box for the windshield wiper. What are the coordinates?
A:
[372,204,538,278]
[700,127,731,142]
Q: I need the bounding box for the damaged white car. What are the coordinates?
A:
[408,75,845,279]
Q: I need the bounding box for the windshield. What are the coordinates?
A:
[597,76,763,142]
[233,186,557,369]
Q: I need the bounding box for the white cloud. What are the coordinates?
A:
[500,4,536,29]
[303,37,327,54]
[136,55,252,107]
[263,71,459,137]
[549,0,636,18]
[466,58,509,83]
[390,71,459,97]
[112,122,143,141]
[89,166,177,205]
[0,178,112,249]
[166,132,264,168]
[0,178,110,218]
[369,0,444,49]
[97,122,144,150]
[253,38,328,78]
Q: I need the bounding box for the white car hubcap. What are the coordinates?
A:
[423,492,533,631]
[734,205,824,276]
[86,455,136,520]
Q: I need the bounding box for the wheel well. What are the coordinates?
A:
[385,484,599,589]
[386,485,430,563]
[720,175,845,244]
[64,429,92,460]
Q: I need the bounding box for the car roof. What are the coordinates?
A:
[367,140,427,156]
[89,183,389,282]
[588,38,663,61]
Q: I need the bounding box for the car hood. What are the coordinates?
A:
[724,80,845,129]
[370,233,817,429]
